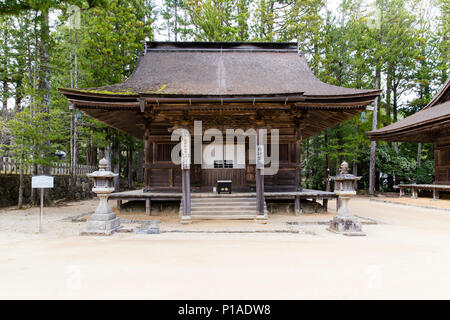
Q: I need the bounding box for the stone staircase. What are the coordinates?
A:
[179,194,267,220]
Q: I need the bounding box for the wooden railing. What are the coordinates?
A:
[0,157,97,176]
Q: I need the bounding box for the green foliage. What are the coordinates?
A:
[0,0,447,200]
[376,145,416,184]
[79,0,153,86]
[415,159,434,184]
[0,108,66,166]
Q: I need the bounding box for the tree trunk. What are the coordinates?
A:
[71,31,79,188]
[325,130,330,192]
[105,145,112,171]
[127,144,133,189]
[353,123,358,179]
[2,81,8,119]
[15,78,22,112]
[112,135,120,191]
[385,67,392,123]
[375,170,380,191]
[393,83,399,154]
[86,138,97,166]
[2,25,9,120]
[18,150,24,208]
[417,143,422,167]
[136,149,144,183]
[369,67,380,195]
[38,8,51,205]
[174,0,178,41]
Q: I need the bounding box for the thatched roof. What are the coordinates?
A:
[67,42,378,97]
[367,79,450,142]
[59,42,381,139]
[60,42,380,99]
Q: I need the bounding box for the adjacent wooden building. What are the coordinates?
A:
[367,79,450,197]
[60,42,380,220]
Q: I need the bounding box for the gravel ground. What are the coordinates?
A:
[1,197,450,299]
[371,196,450,211]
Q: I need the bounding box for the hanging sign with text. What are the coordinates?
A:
[181,132,191,170]
[256,145,265,169]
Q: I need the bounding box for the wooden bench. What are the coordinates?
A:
[396,184,450,200]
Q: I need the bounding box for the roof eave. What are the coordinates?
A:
[367,115,450,141]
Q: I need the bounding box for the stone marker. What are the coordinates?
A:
[328,161,366,236]
[81,158,120,235]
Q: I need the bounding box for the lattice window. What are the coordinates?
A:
[214,160,234,168]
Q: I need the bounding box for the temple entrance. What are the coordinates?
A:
[200,142,247,191]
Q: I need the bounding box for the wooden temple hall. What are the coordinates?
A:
[368,79,450,199]
[60,42,381,223]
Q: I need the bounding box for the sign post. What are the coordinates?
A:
[32,175,54,233]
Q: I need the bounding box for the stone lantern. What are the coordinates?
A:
[82,158,120,235]
[329,161,365,236]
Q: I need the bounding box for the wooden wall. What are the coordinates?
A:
[435,135,450,185]
[145,140,299,191]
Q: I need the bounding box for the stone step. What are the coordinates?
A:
[182,202,264,207]
[180,196,267,219]
[180,203,267,210]
[191,206,256,212]
[182,208,267,213]
[191,194,256,198]
[191,211,259,216]
[191,215,258,220]
[191,197,256,201]
[190,202,256,207]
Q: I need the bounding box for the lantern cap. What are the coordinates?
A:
[331,161,361,181]
[88,158,118,178]
[99,158,108,170]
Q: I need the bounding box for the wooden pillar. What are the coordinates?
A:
[433,188,439,200]
[180,130,192,224]
[182,170,191,212]
[411,187,418,199]
[323,199,328,212]
[255,128,266,220]
[143,127,152,192]
[145,198,151,216]
[295,196,301,216]
[295,125,302,191]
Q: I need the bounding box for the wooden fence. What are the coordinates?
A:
[0,157,97,176]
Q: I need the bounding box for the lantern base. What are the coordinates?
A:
[81,214,121,236]
[328,215,366,236]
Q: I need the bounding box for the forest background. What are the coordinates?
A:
[0,0,448,206]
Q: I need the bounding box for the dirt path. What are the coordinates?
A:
[0,198,449,299]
